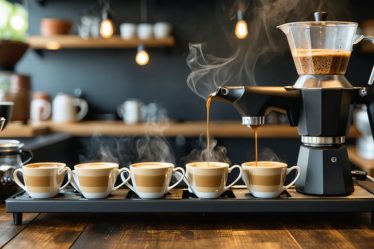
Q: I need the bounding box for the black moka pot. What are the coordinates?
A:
[213,13,374,196]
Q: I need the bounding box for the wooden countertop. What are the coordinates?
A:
[0,204,372,249]
[0,121,360,138]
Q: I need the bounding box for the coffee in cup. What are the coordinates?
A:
[13,162,71,198]
[184,162,242,199]
[241,161,300,198]
[71,162,130,199]
[124,162,185,199]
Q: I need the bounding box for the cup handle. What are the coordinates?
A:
[283,166,301,190]
[167,167,186,192]
[12,169,27,191]
[113,167,131,191]
[40,100,52,120]
[58,167,72,190]
[74,98,88,121]
[70,171,81,193]
[123,171,136,193]
[116,104,125,118]
[224,165,242,191]
[20,150,33,165]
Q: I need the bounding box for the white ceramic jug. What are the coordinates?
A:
[52,93,88,123]
[30,92,51,123]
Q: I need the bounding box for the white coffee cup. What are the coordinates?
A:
[71,162,130,199]
[137,23,153,39]
[241,161,301,198]
[184,162,242,199]
[120,23,137,40]
[52,93,88,123]
[124,162,185,199]
[13,162,71,199]
[117,100,145,124]
[153,22,172,39]
[30,98,51,122]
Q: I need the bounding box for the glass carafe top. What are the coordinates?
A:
[277,21,358,76]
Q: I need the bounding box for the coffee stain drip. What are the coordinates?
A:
[206,95,213,165]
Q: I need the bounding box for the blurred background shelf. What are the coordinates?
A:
[27,35,175,50]
[0,121,359,138]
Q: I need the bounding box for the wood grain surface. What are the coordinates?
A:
[0,207,372,249]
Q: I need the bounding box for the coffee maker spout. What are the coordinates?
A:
[213,86,301,127]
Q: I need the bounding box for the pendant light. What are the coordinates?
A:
[99,0,114,38]
[235,9,248,39]
[135,0,150,66]
[135,44,149,66]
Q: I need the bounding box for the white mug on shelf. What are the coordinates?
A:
[30,92,52,123]
[117,100,145,124]
[137,23,153,39]
[52,93,88,123]
[153,22,172,39]
[120,23,137,40]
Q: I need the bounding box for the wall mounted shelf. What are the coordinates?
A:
[27,35,175,50]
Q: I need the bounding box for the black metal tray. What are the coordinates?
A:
[6,182,374,225]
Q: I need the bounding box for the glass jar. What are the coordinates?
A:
[0,140,33,201]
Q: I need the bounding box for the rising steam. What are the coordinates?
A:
[187,0,349,99]
[80,135,175,166]
[184,136,232,164]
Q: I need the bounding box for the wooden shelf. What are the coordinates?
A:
[27,35,175,50]
[0,122,49,137]
[46,121,359,138]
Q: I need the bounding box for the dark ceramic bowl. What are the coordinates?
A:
[0,102,13,130]
[0,40,29,71]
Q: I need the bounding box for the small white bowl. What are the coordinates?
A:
[137,23,153,39]
[153,22,172,39]
[120,23,137,40]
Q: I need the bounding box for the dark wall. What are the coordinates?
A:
[14,0,374,121]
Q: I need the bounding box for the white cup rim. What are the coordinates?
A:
[186,161,229,169]
[130,162,174,169]
[242,161,287,168]
[74,162,119,170]
[24,162,66,169]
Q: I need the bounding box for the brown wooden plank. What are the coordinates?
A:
[328,213,374,249]
[72,214,300,249]
[2,213,89,249]
[0,205,39,247]
[27,35,175,49]
[283,214,359,249]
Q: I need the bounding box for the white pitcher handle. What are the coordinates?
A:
[117,103,125,118]
[59,167,72,190]
[41,99,52,120]
[12,168,27,192]
[167,167,185,192]
[74,98,88,121]
[114,167,131,191]
[283,166,301,190]
[224,165,242,191]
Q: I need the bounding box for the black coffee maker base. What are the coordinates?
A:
[295,145,354,196]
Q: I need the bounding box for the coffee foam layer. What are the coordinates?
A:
[242,161,287,168]
[187,162,229,168]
